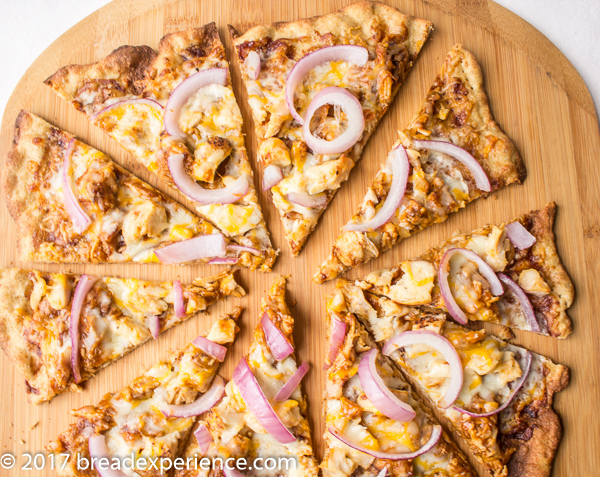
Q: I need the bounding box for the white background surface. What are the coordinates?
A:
[0,0,598,117]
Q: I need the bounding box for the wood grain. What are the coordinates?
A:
[0,0,598,475]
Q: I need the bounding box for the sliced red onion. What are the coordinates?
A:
[70,275,97,384]
[91,98,163,120]
[161,376,225,418]
[148,315,160,339]
[288,191,328,209]
[88,434,128,477]
[439,248,505,325]
[154,233,226,264]
[194,423,212,454]
[275,362,309,401]
[245,51,261,80]
[233,358,295,444]
[227,244,261,256]
[262,164,283,190]
[285,45,368,125]
[168,154,249,205]
[261,312,294,360]
[453,350,532,417]
[358,349,416,421]
[192,336,227,362]
[413,140,491,192]
[164,68,228,140]
[173,280,186,318]
[328,424,442,460]
[303,86,364,155]
[324,317,347,369]
[344,146,409,232]
[62,139,91,234]
[208,257,239,265]
[498,273,540,333]
[505,221,536,249]
[383,330,463,409]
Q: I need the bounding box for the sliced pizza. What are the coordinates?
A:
[47,308,241,476]
[45,23,275,270]
[322,289,476,477]
[348,203,573,338]
[338,279,569,477]
[175,277,318,476]
[3,111,258,266]
[0,267,243,404]
[315,44,526,282]
[229,2,432,255]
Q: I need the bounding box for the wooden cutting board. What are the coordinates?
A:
[0,0,598,475]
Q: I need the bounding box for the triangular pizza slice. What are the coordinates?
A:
[47,308,241,476]
[229,1,432,255]
[0,267,243,403]
[45,23,275,271]
[338,279,569,477]
[175,277,318,476]
[321,288,476,477]
[315,44,526,282]
[349,203,574,338]
[3,111,260,267]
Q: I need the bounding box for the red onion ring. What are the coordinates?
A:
[154,233,226,264]
[324,317,347,369]
[453,349,532,417]
[344,146,410,232]
[439,248,505,325]
[262,164,283,190]
[383,330,463,409]
[287,191,328,209]
[233,358,296,444]
[285,45,368,125]
[70,275,97,384]
[274,362,309,401]
[194,423,212,454]
[245,50,261,80]
[223,467,244,477]
[164,68,228,140]
[227,244,261,256]
[328,424,442,461]
[302,86,365,155]
[91,98,163,120]
[148,315,160,339]
[168,154,249,205]
[192,336,227,362]
[358,349,416,421]
[161,376,225,418]
[505,221,536,249]
[413,140,491,192]
[498,273,541,333]
[173,280,186,318]
[208,257,239,265]
[62,139,91,234]
[261,312,294,360]
[88,434,128,477]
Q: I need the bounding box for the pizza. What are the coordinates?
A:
[338,279,569,477]
[322,290,476,477]
[45,23,275,271]
[47,308,241,477]
[3,111,260,267]
[175,276,318,476]
[314,44,526,283]
[0,267,243,404]
[347,203,573,338]
[229,1,432,255]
